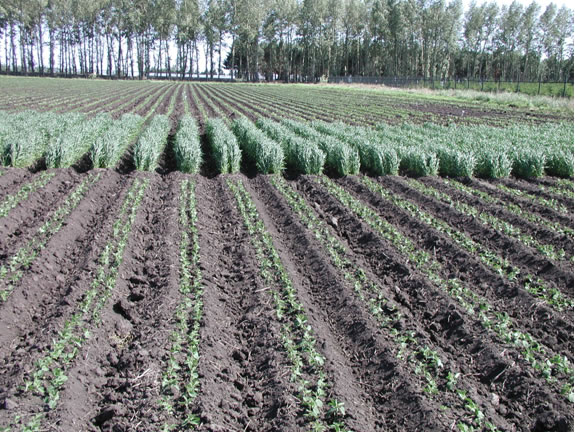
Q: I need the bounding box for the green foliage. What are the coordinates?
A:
[511,149,546,178]
[399,148,439,177]
[92,114,143,169]
[134,115,171,171]
[205,117,241,173]
[314,121,399,175]
[232,117,284,174]
[283,119,360,176]
[174,115,202,174]
[256,118,325,175]
[46,113,112,168]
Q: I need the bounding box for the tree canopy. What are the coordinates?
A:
[0,0,572,83]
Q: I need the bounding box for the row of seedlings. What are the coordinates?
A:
[359,176,572,312]
[158,178,203,430]
[269,175,501,431]
[198,85,279,123]
[256,118,325,175]
[0,173,102,302]
[494,182,571,215]
[282,119,360,176]
[405,178,567,262]
[226,177,346,431]
[231,117,284,174]
[187,85,209,123]
[442,178,573,240]
[84,83,160,116]
[0,171,56,218]
[545,178,574,197]
[315,176,574,403]
[3,177,149,430]
[133,115,171,171]
[205,118,242,174]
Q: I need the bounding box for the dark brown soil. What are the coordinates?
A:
[0,168,572,432]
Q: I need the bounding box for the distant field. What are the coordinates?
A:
[0,76,573,432]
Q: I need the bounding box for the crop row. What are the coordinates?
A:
[317,177,573,402]
[360,176,572,311]
[269,175,499,431]
[0,173,101,302]
[405,178,567,262]
[443,178,573,238]
[2,109,573,182]
[158,178,204,430]
[4,177,148,430]
[227,177,346,431]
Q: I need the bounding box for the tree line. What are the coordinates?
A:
[0,0,573,85]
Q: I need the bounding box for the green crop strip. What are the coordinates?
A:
[444,179,573,239]
[316,176,574,403]
[495,183,570,215]
[4,177,148,431]
[0,173,101,302]
[270,175,498,431]
[158,178,203,430]
[554,179,574,192]
[0,172,56,218]
[188,85,208,123]
[361,177,572,312]
[226,177,346,431]
[537,182,574,199]
[405,179,566,262]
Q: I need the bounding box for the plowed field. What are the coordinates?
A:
[0,167,572,431]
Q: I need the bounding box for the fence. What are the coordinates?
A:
[327,75,574,97]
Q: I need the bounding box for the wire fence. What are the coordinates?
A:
[327,75,574,97]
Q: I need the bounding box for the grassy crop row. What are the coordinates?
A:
[232,117,284,174]
[282,119,360,176]
[256,117,325,175]
[174,115,202,174]
[376,122,573,179]
[91,114,144,168]
[133,115,171,171]
[205,118,241,174]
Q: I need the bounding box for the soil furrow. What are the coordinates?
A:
[378,176,574,296]
[248,175,452,431]
[296,175,573,431]
[338,176,573,355]
[428,177,574,245]
[0,172,134,390]
[417,177,574,273]
[46,173,181,431]
[499,177,575,208]
[194,175,300,431]
[0,168,36,200]
[0,169,82,260]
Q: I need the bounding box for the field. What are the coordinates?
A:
[0,76,573,432]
